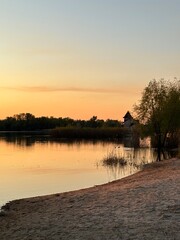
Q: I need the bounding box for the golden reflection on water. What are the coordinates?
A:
[0,136,155,206]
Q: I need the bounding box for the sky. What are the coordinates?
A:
[0,0,180,120]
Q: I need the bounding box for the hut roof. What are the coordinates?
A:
[123,111,133,119]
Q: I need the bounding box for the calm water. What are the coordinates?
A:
[0,135,157,207]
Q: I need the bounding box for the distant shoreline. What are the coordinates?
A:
[0,128,133,143]
[0,158,179,240]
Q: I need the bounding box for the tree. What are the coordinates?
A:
[134,79,180,160]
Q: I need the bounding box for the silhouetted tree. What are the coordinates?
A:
[134,79,180,160]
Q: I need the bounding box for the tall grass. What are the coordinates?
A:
[50,127,128,140]
[102,149,147,170]
[102,150,127,167]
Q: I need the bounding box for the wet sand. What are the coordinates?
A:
[0,158,179,240]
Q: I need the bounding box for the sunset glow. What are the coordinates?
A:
[1,0,180,120]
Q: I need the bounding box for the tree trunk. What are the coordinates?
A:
[157,134,162,161]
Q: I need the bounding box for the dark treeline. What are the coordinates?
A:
[0,113,122,131]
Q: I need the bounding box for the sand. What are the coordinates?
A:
[0,158,179,240]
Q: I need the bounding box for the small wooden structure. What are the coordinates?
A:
[123,111,134,128]
[123,111,139,147]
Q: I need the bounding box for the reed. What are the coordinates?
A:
[50,127,128,140]
[102,150,127,167]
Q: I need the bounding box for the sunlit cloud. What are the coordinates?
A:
[0,86,139,94]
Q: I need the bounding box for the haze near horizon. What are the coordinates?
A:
[0,0,180,120]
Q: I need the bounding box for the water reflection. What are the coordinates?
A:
[0,133,122,148]
[101,143,179,181]
[100,145,157,181]
[0,134,178,207]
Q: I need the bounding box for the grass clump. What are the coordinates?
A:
[102,151,127,167]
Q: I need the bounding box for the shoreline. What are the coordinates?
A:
[0,158,179,240]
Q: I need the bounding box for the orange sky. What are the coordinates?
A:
[0,86,141,120]
[0,1,180,120]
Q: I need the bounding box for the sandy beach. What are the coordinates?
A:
[0,158,179,240]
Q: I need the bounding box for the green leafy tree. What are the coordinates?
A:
[134,79,180,160]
